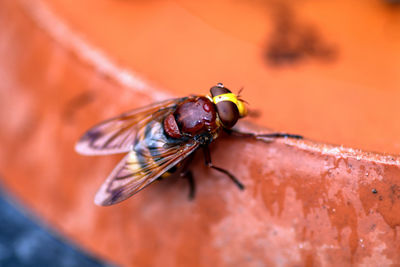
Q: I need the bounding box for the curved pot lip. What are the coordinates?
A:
[237,121,400,166]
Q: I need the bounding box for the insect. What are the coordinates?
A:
[75,83,302,206]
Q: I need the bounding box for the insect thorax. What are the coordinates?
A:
[165,96,218,139]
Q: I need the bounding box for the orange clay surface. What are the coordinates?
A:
[1,0,400,266]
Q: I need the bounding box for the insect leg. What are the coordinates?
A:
[202,146,244,190]
[179,155,196,199]
[180,170,195,199]
[225,128,303,140]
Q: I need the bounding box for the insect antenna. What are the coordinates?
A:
[236,87,249,105]
[237,87,244,98]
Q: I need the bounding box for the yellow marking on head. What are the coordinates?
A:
[212,93,247,117]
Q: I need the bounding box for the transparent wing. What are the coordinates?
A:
[75,98,187,155]
[94,121,199,205]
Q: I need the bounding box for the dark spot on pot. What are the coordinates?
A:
[264,4,337,67]
[63,91,96,122]
[385,0,400,5]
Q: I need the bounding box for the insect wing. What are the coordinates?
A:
[94,129,199,206]
[75,98,186,155]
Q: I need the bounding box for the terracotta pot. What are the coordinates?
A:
[0,0,399,266]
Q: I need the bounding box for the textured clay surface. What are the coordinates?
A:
[1,0,400,266]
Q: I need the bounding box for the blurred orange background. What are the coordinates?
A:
[1,0,400,266]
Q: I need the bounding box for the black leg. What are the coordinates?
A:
[180,170,195,199]
[179,154,196,199]
[203,146,244,190]
[226,128,303,140]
